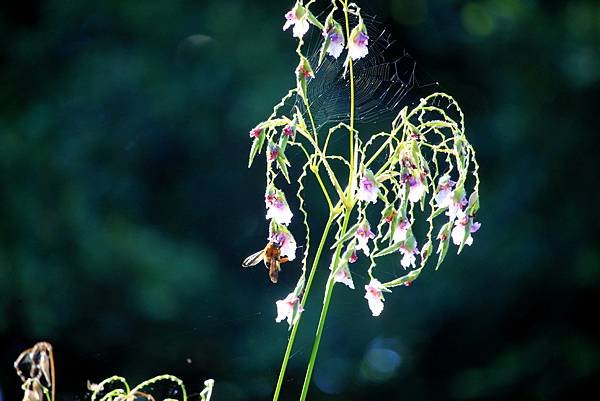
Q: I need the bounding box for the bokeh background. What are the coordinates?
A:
[1,0,598,400]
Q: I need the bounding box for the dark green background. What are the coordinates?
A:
[1,0,598,400]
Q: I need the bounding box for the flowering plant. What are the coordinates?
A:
[245,1,481,400]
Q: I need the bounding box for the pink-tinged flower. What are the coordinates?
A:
[435,175,457,209]
[331,244,356,289]
[355,220,376,256]
[267,145,279,162]
[322,20,345,59]
[275,292,304,326]
[348,25,369,60]
[249,126,262,139]
[282,124,295,138]
[296,58,314,79]
[392,218,411,244]
[269,227,297,261]
[406,174,426,203]
[357,169,379,203]
[283,4,309,38]
[349,250,358,264]
[447,195,468,221]
[265,189,293,226]
[332,261,355,289]
[451,212,481,246]
[364,278,385,316]
[400,244,419,269]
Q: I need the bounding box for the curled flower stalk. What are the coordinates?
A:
[244,1,482,400]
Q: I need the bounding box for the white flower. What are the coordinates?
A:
[357,170,378,203]
[327,31,344,58]
[283,4,310,38]
[435,175,456,209]
[447,196,468,222]
[364,278,385,316]
[265,189,293,225]
[334,265,355,289]
[407,174,426,203]
[355,221,375,256]
[400,245,419,269]
[270,227,297,261]
[392,218,411,244]
[348,27,369,60]
[275,292,303,326]
[330,245,356,289]
[451,211,481,246]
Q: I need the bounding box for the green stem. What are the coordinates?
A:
[298,210,353,401]
[342,0,356,198]
[272,214,335,401]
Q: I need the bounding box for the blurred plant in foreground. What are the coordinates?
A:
[14,342,214,401]
[244,1,482,400]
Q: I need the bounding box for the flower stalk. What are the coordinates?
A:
[245,1,482,401]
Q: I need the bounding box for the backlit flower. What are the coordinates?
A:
[265,188,293,225]
[357,169,379,203]
[447,195,468,222]
[406,174,426,203]
[283,4,309,38]
[435,175,456,209]
[392,218,411,244]
[267,145,279,162]
[400,244,419,269]
[249,126,263,139]
[269,225,297,261]
[276,292,303,326]
[364,278,385,316]
[451,211,481,246]
[323,21,345,59]
[348,25,369,60]
[282,124,295,138]
[331,244,356,289]
[355,220,376,256]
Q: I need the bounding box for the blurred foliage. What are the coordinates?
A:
[1,0,598,400]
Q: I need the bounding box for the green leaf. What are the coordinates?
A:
[373,241,403,258]
[277,153,291,183]
[248,132,266,168]
[382,267,423,288]
[279,132,289,153]
[319,35,332,65]
[431,206,447,219]
[329,222,360,249]
[306,10,324,30]
[435,222,452,270]
[465,190,479,215]
[457,219,473,255]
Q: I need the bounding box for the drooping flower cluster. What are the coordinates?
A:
[282,1,370,65]
[246,1,481,324]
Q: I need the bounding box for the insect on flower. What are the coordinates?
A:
[242,241,290,283]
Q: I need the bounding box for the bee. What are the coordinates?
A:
[242,241,289,283]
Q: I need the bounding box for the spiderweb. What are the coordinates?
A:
[296,15,430,130]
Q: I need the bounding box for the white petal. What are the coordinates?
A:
[327,40,344,59]
[451,225,466,246]
[367,297,384,316]
[349,42,368,60]
[409,182,425,203]
[293,19,310,38]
